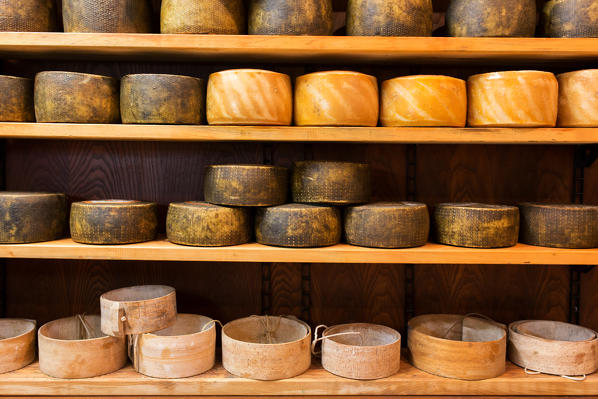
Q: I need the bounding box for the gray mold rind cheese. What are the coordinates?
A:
[62,0,152,33]
[248,0,334,35]
[346,0,433,36]
[161,0,246,34]
[544,0,598,37]
[0,0,57,32]
[0,76,35,122]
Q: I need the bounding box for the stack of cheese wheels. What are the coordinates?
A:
[222,315,312,380]
[346,0,433,36]
[0,0,57,31]
[408,314,507,380]
[62,0,152,33]
[519,203,598,248]
[0,319,36,374]
[207,69,292,126]
[248,0,333,35]
[295,71,379,127]
[509,320,598,376]
[70,200,158,245]
[433,203,520,248]
[446,0,536,37]
[467,71,558,127]
[557,70,598,127]
[120,74,205,124]
[161,0,246,34]
[38,315,127,378]
[34,72,120,123]
[0,192,67,243]
[0,76,35,122]
[544,0,598,37]
[380,75,467,127]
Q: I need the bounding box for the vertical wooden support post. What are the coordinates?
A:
[404,144,417,344]
[301,263,311,323]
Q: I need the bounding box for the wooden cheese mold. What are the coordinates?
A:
[248,0,333,35]
[161,0,246,34]
[0,319,36,374]
[0,76,35,122]
[0,0,57,32]
[557,69,598,127]
[62,0,152,33]
[544,0,598,37]
[346,0,433,36]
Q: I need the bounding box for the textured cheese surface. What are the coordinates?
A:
[346,0,433,36]
[161,0,246,34]
[0,76,34,122]
[544,0,598,38]
[557,69,598,127]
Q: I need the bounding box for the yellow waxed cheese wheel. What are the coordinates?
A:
[0,76,34,122]
[161,0,246,34]
[557,70,598,127]
[544,0,598,37]
[207,69,292,126]
[248,0,333,35]
[346,0,433,36]
[381,75,467,127]
[294,71,379,127]
[62,0,152,33]
[0,0,57,32]
[467,71,558,127]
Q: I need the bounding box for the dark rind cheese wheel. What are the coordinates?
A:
[433,203,519,248]
[121,74,205,125]
[70,200,157,245]
[0,0,57,32]
[0,192,66,243]
[34,72,120,123]
[0,76,34,122]
[544,0,598,37]
[519,203,598,248]
[345,202,429,248]
[255,204,341,248]
[292,161,371,205]
[62,0,152,33]
[161,0,246,34]
[204,165,288,207]
[446,0,537,37]
[248,0,334,35]
[167,201,251,247]
[346,0,433,36]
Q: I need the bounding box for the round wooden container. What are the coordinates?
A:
[34,71,120,123]
[100,285,177,337]
[161,0,246,34]
[544,0,598,37]
[38,315,127,379]
[557,70,598,127]
[509,320,598,376]
[0,76,34,122]
[467,71,558,127]
[381,75,467,127]
[222,316,311,380]
[207,69,292,126]
[248,0,333,35]
[408,314,507,380]
[135,314,216,378]
[0,319,36,374]
[167,202,251,247]
[519,203,598,249]
[121,74,205,125]
[0,0,57,32]
[346,0,432,36]
[62,0,152,33]
[318,323,401,380]
[295,71,379,127]
[446,0,536,37]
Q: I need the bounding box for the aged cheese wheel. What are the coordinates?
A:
[344,202,429,248]
[0,319,36,374]
[433,203,520,248]
[519,203,598,249]
[256,204,341,248]
[0,76,34,122]
[292,161,371,205]
[446,0,537,37]
[544,0,598,37]
[380,75,467,127]
[467,71,558,127]
[207,69,292,126]
[557,70,598,127]
[346,0,433,36]
[167,202,251,247]
[204,165,288,207]
[294,71,379,127]
[62,0,152,33]
[0,0,57,31]
[161,0,246,34]
[70,200,157,245]
[121,74,205,125]
[0,192,67,244]
[248,0,333,35]
[34,71,120,123]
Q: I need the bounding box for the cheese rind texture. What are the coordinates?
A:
[0,0,57,31]
[346,0,433,36]
[248,0,333,35]
[62,0,152,33]
[0,76,34,122]
[544,0,598,37]
[161,0,246,34]
[557,69,598,127]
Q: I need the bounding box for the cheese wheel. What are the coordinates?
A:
[0,0,57,32]
[167,202,251,247]
[248,0,333,35]
[544,0,598,37]
[346,0,433,36]
[345,202,429,248]
[62,0,152,33]
[0,319,36,374]
[161,0,246,34]
[204,165,288,207]
[381,75,467,127]
[446,0,537,37]
[207,69,292,126]
[70,200,158,245]
[256,204,341,248]
[34,71,120,123]
[294,71,379,127]
[292,161,371,205]
[121,74,205,125]
[0,192,67,244]
[0,76,34,122]
[467,71,558,127]
[557,70,598,127]
[519,203,598,249]
[433,203,520,248]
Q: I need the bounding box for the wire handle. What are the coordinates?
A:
[310,325,362,356]
[525,367,586,381]
[201,319,223,331]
